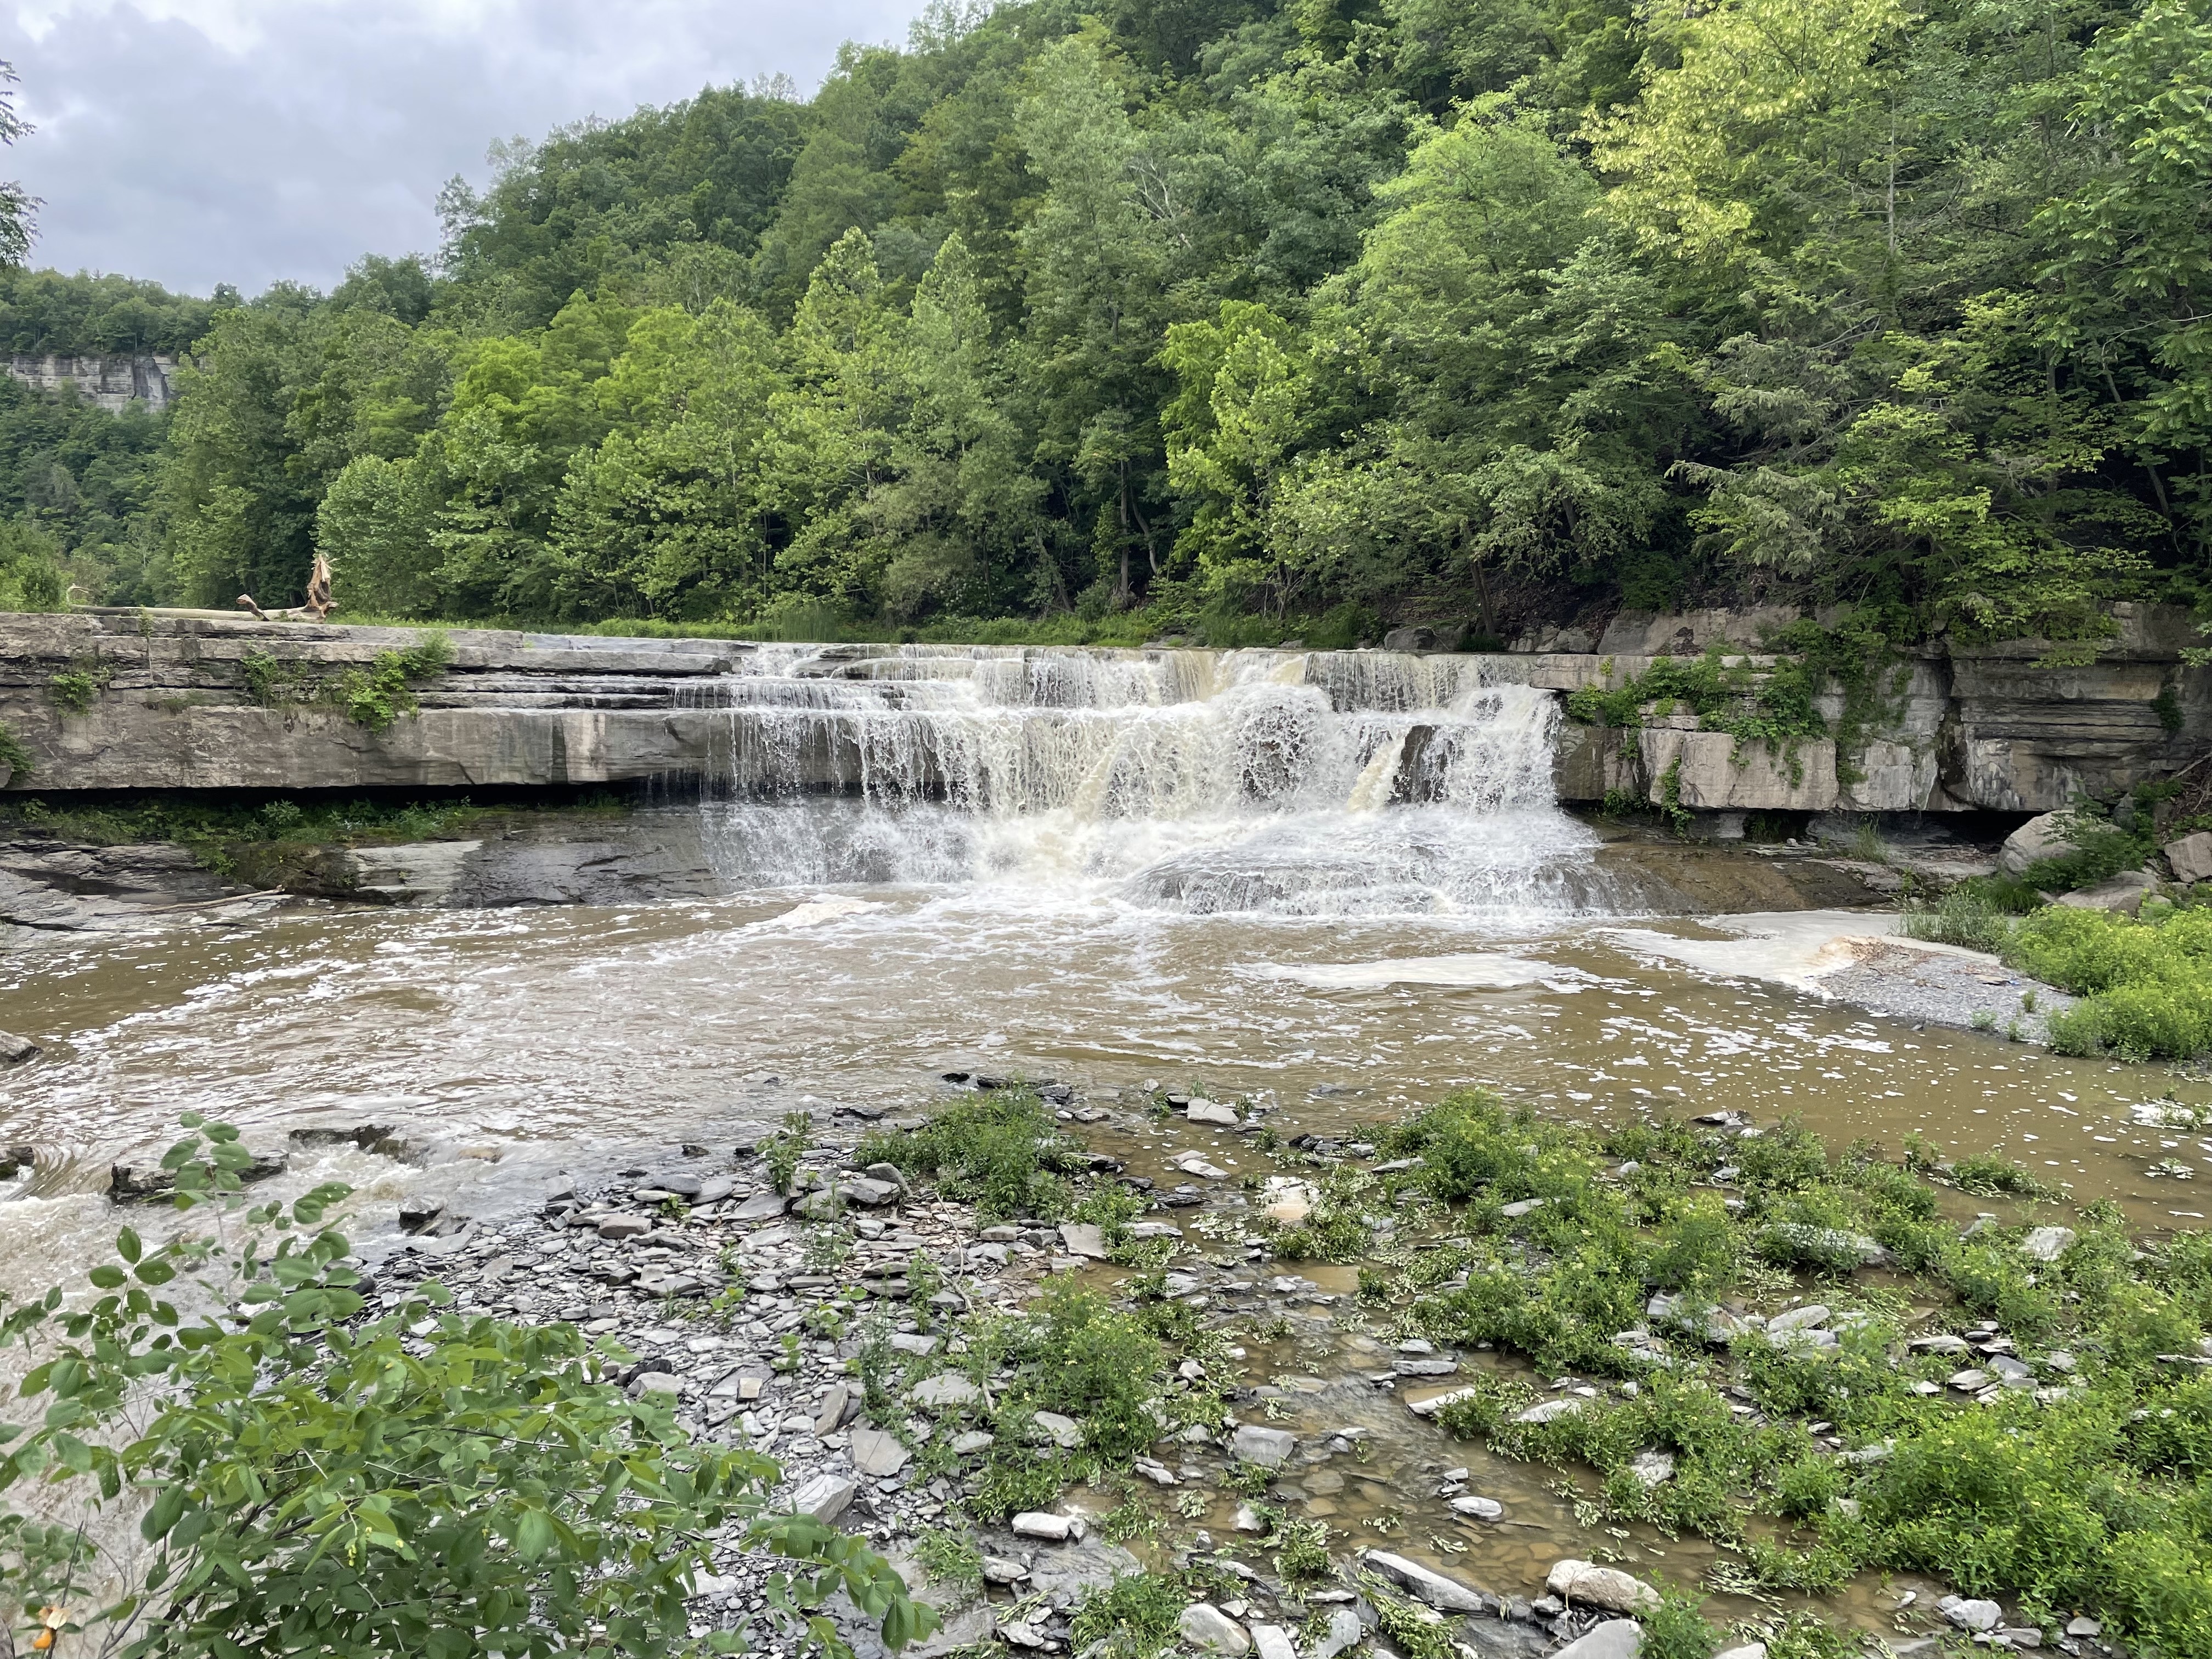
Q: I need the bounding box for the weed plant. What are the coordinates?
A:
[857,1090,1090,1221]
[1363,1089,2212,1655]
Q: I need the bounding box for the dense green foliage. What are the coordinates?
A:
[0,1116,931,1659]
[857,1089,1092,1221]
[5,0,2212,641]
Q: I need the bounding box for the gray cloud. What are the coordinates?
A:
[3,0,925,296]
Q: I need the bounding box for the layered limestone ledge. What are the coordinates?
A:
[0,608,2203,811]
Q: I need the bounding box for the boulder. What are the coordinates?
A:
[1178,1605,1252,1656]
[0,1030,38,1065]
[1231,1425,1297,1468]
[1938,1596,2004,1634]
[849,1426,909,1477]
[1058,1222,1110,1260]
[1310,1609,1364,1659]
[2168,831,2212,884]
[731,1190,791,1222]
[1447,1494,1504,1521]
[1032,1410,1084,1449]
[1552,1623,1644,1659]
[788,1474,857,1523]
[1545,1560,1660,1615]
[2055,871,2153,915]
[1628,1451,1675,1487]
[911,1373,983,1409]
[111,1144,287,1199]
[1186,1100,1240,1126]
[815,1383,859,1437]
[1011,1512,1075,1542]
[1363,1551,1491,1614]
[1999,811,2071,875]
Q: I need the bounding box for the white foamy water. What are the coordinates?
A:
[691,644,1606,918]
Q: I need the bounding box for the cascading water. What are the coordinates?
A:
[690,644,1616,918]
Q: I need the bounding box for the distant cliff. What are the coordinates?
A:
[4,353,179,414]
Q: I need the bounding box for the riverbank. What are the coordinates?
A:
[324,1077,2191,1658]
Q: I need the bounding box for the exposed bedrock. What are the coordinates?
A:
[0,606,2203,812]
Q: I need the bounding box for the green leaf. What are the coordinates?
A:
[115,1227,143,1265]
[143,1485,188,1541]
[88,1265,126,1290]
[514,1506,556,1561]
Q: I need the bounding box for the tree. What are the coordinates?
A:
[550,301,783,619]
[0,63,35,269]
[867,232,1042,618]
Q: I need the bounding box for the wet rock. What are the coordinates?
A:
[1408,1386,1479,1419]
[1232,1425,1296,1467]
[1939,1596,2003,1633]
[1448,1494,1504,1521]
[1393,1359,1460,1377]
[1628,1451,1675,1487]
[1544,1561,1659,1616]
[1310,1609,1364,1659]
[1133,1457,1180,1486]
[1012,1511,1076,1542]
[1059,1223,1110,1260]
[0,1030,39,1064]
[1187,1101,1240,1127]
[2021,1226,2075,1263]
[1363,1551,1491,1614]
[398,1195,445,1234]
[850,1426,909,1477]
[788,1474,857,1523]
[1180,1605,1252,1655]
[111,1144,287,1199]
[1551,1623,1644,1659]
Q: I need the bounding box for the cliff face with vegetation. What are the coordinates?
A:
[2,0,2212,659]
[0,607,2199,815]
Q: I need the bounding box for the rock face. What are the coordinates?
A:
[6,353,180,414]
[3,607,2204,813]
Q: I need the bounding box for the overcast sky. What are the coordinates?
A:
[3,0,927,297]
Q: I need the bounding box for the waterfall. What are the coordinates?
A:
[692,645,1604,917]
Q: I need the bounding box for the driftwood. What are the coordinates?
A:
[236,552,335,622]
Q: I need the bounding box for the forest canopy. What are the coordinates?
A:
[2,0,2208,646]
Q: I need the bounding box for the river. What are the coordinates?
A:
[0,643,2204,1235]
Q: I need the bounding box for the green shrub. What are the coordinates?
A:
[857,1090,1089,1221]
[0,1116,931,1659]
[2005,905,2212,1060]
[1900,883,2022,952]
[1069,1573,1185,1659]
[0,720,30,778]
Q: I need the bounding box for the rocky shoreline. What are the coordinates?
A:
[330,1080,2155,1659]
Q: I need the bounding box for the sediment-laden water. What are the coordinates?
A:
[1,643,2204,1222]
